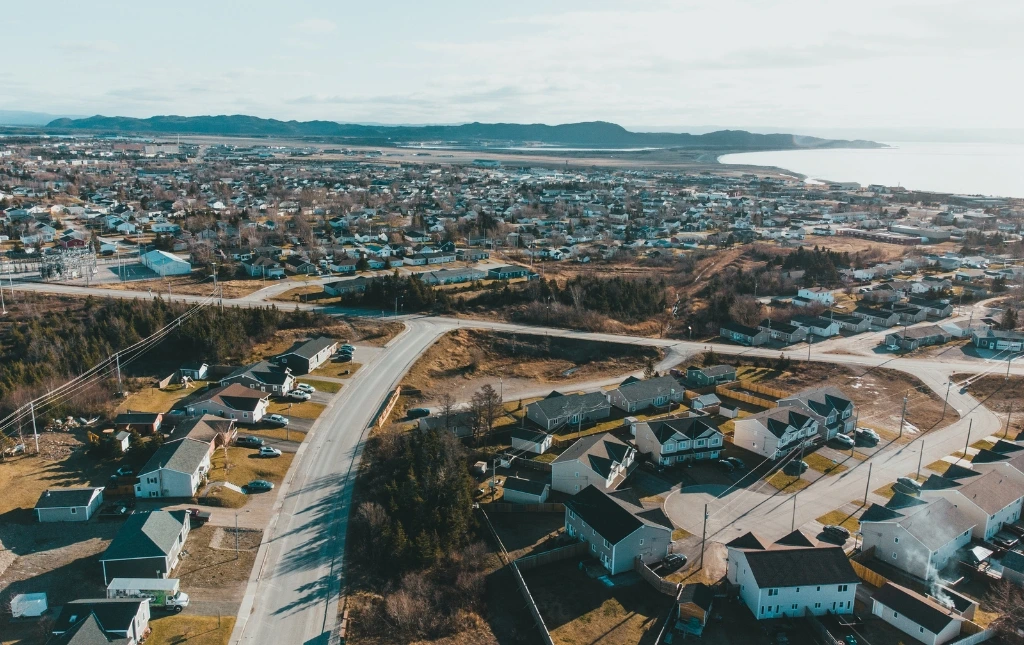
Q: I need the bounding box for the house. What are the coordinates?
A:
[510,428,553,454]
[872,582,965,645]
[420,267,486,285]
[720,321,768,346]
[726,531,859,619]
[733,404,820,460]
[274,336,338,374]
[324,276,377,296]
[884,325,954,351]
[831,313,871,333]
[417,411,475,438]
[242,256,285,279]
[796,287,835,305]
[178,361,208,381]
[789,314,841,338]
[134,438,212,498]
[487,265,531,280]
[684,364,736,388]
[100,510,190,584]
[907,296,954,319]
[859,497,975,580]
[284,256,319,275]
[608,376,685,414]
[887,304,928,324]
[972,328,1024,352]
[564,485,672,575]
[524,391,611,431]
[689,392,721,413]
[220,360,295,394]
[140,250,191,276]
[177,414,237,448]
[50,598,151,645]
[551,433,636,494]
[920,469,1024,539]
[502,477,550,504]
[675,583,714,637]
[35,487,104,523]
[632,416,723,467]
[456,248,490,262]
[183,383,270,424]
[758,320,807,345]
[114,412,163,435]
[853,305,901,328]
[777,387,855,439]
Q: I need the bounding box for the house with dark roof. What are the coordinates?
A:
[859,497,975,580]
[182,383,269,424]
[777,386,855,439]
[632,416,723,467]
[789,314,841,338]
[134,438,212,499]
[972,328,1024,352]
[525,391,611,431]
[726,531,859,619]
[220,360,295,394]
[176,414,237,448]
[720,321,768,346]
[552,433,635,494]
[732,403,821,460]
[852,305,901,328]
[564,485,672,574]
[50,598,150,645]
[502,476,550,504]
[510,428,553,454]
[100,511,190,584]
[274,336,338,374]
[921,468,1024,540]
[684,364,736,388]
[871,582,965,645]
[113,412,162,435]
[608,376,684,414]
[35,487,104,523]
[676,583,714,637]
[831,312,872,333]
[758,320,807,345]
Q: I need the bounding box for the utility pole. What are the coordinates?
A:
[964,418,973,460]
[115,353,123,396]
[1006,402,1014,439]
[0,279,5,315]
[942,380,953,419]
[917,440,924,480]
[807,333,812,361]
[30,401,39,454]
[235,512,239,558]
[700,503,709,570]
[1007,352,1014,381]
[791,493,798,531]
[863,462,872,506]
[898,395,908,438]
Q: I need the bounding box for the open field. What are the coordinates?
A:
[816,503,866,532]
[94,274,266,299]
[147,615,235,645]
[954,373,1024,435]
[403,329,661,403]
[206,446,293,490]
[804,452,848,476]
[267,400,325,419]
[312,361,362,378]
[766,471,811,492]
[116,380,212,414]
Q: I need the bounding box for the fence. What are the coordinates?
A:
[484,502,564,513]
[155,373,177,389]
[716,386,777,410]
[634,557,682,597]
[804,608,841,645]
[515,541,588,572]
[516,458,554,473]
[510,561,556,645]
[850,559,889,588]
[375,388,402,429]
[958,621,994,645]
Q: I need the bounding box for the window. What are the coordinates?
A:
[919,627,925,634]
[760,607,764,615]
[70,507,77,514]
[639,538,644,545]
[814,602,821,609]
[816,586,821,592]
[892,552,898,560]
[568,510,576,520]
[796,588,800,593]
[665,442,675,452]
[893,612,899,619]
[768,589,778,597]
[575,472,579,478]
[696,439,705,447]
[603,539,610,548]
[838,585,848,592]
[894,537,899,544]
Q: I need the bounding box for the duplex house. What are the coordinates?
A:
[275,336,338,374]
[183,383,270,424]
[684,364,736,388]
[884,325,954,351]
[220,360,295,394]
[51,598,151,645]
[831,313,871,334]
[853,305,901,328]
[920,469,1024,540]
[907,296,954,318]
[564,485,672,575]
[608,376,685,414]
[777,387,854,439]
[525,391,611,431]
[758,320,807,345]
[859,497,975,580]
[872,583,966,645]
[134,438,212,499]
[100,510,190,584]
[720,321,768,346]
[972,328,1024,352]
[733,404,820,460]
[34,487,104,523]
[726,531,859,619]
[632,416,723,467]
[552,433,635,494]
[789,314,840,338]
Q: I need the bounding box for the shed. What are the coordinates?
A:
[35,487,104,523]
[502,477,550,504]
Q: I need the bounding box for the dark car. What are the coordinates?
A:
[98,503,135,520]
[823,525,851,542]
[236,436,265,448]
[724,457,746,470]
[717,459,735,472]
[783,460,809,476]
[992,531,1019,550]
[407,408,430,419]
[244,479,274,493]
[335,354,352,363]
[896,477,922,491]
[662,553,688,572]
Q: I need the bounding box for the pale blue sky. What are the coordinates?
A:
[5,0,1022,131]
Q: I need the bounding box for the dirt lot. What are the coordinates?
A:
[177,524,261,605]
[402,329,662,403]
[94,274,267,299]
[955,373,1024,434]
[523,559,670,645]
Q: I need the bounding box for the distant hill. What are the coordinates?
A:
[45,115,882,150]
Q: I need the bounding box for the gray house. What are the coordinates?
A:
[608,376,685,414]
[859,497,975,580]
[720,321,768,346]
[34,487,104,523]
[684,364,737,388]
[552,433,635,494]
[777,386,855,440]
[274,336,338,374]
[134,438,212,499]
[872,583,965,645]
[632,417,724,467]
[565,485,672,575]
[100,510,190,584]
[51,598,151,645]
[525,391,611,431]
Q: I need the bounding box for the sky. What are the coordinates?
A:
[5,0,1023,134]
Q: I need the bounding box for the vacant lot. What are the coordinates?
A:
[96,273,266,299]
[147,614,235,645]
[177,524,261,605]
[523,560,669,645]
[403,329,662,403]
[206,446,293,491]
[955,373,1024,435]
[116,379,213,414]
[268,400,325,419]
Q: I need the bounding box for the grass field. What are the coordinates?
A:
[312,361,361,378]
[267,400,326,419]
[116,381,211,414]
[816,504,865,532]
[207,446,294,489]
[804,453,848,476]
[766,471,811,492]
[297,378,342,393]
[147,614,235,645]
[925,459,952,474]
[248,427,307,442]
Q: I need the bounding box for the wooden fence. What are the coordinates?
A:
[515,541,589,572]
[716,386,777,410]
[850,559,889,589]
[375,388,402,429]
[958,621,994,645]
[510,561,556,645]
[634,557,682,597]
[484,502,564,513]
[516,458,554,473]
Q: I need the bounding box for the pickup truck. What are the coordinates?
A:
[187,508,212,526]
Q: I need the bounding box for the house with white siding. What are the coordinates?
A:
[859,497,975,580]
[872,582,966,645]
[920,468,1024,540]
[134,438,212,499]
[732,403,821,460]
[551,433,635,494]
[632,416,723,467]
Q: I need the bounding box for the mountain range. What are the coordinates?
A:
[44,115,883,150]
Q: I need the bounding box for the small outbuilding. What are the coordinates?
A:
[35,487,104,523]
[501,477,550,504]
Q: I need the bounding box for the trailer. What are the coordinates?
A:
[106,578,190,612]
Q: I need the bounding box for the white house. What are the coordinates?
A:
[920,469,1024,540]
[551,433,635,494]
[183,383,270,424]
[872,582,965,645]
[726,531,859,619]
[134,438,212,499]
[859,497,975,580]
[796,287,835,306]
[732,404,820,460]
[632,416,723,467]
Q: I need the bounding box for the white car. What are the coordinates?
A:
[295,383,316,394]
[833,433,855,448]
[259,446,282,458]
[286,390,311,401]
[266,414,289,427]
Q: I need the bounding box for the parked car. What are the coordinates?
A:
[236,436,265,448]
[407,408,430,419]
[335,354,352,363]
[842,636,857,645]
[340,344,355,352]
[186,508,212,526]
[245,479,275,493]
[823,525,851,542]
[295,383,316,394]
[724,457,746,470]
[266,414,289,427]
[98,502,136,521]
[992,531,1019,549]
[716,459,735,472]
[833,433,855,448]
[662,553,688,572]
[259,446,282,458]
[286,390,312,402]
[896,477,922,491]
[783,460,808,476]
[856,427,880,442]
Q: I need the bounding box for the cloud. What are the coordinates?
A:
[291,18,336,34]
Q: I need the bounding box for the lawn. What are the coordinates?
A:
[267,400,326,420]
[816,504,866,532]
[116,381,211,414]
[766,471,811,492]
[296,378,342,394]
[804,452,848,476]
[971,439,995,451]
[313,361,362,379]
[248,427,307,443]
[147,614,235,645]
[206,446,294,489]
[672,528,692,540]
[925,459,952,474]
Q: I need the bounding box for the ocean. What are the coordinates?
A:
[718,142,1024,199]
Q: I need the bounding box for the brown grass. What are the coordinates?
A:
[816,504,866,532]
[296,378,342,393]
[926,459,952,474]
[96,274,265,299]
[116,381,212,414]
[267,400,326,419]
[766,471,811,492]
[312,361,362,378]
[804,453,848,476]
[147,615,235,645]
[206,446,293,488]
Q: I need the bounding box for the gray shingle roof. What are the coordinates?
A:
[282,336,337,360]
[138,438,209,477]
[52,599,145,640]
[742,546,859,588]
[873,583,959,634]
[101,510,187,561]
[553,433,633,479]
[614,375,681,404]
[645,417,718,444]
[49,612,127,645]
[502,477,548,496]
[565,485,667,544]
[894,499,976,550]
[35,487,102,510]
[529,391,609,420]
